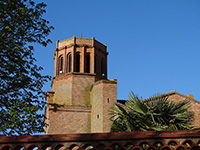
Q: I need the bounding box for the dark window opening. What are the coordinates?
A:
[75,53,80,72]
[97,114,99,118]
[101,59,104,76]
[86,53,90,73]
[107,98,109,103]
[59,56,63,74]
[94,56,97,74]
[67,53,71,72]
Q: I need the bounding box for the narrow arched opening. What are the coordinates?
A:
[67,53,71,72]
[86,53,90,73]
[101,58,104,76]
[94,55,97,74]
[75,52,80,72]
[59,55,63,74]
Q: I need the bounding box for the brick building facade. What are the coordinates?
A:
[45,36,117,134]
[45,36,200,134]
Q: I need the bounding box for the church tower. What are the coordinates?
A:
[45,36,117,134]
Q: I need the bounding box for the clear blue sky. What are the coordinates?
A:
[34,0,200,100]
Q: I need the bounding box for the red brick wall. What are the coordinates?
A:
[91,80,117,133]
[72,74,95,106]
[46,105,91,134]
[51,73,96,106]
[102,80,117,132]
[91,81,104,132]
[51,74,73,105]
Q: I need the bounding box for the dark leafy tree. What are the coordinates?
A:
[0,0,54,135]
[111,92,193,132]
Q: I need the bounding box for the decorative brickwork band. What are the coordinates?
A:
[0,130,200,150]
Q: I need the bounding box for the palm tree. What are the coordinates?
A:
[110,91,193,132]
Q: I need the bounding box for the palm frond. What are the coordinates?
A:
[110,91,193,132]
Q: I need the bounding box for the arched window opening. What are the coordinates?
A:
[67,53,71,72]
[94,55,97,74]
[101,59,104,76]
[75,53,80,72]
[59,56,63,74]
[86,53,90,73]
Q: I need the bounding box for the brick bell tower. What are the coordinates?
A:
[45,36,117,134]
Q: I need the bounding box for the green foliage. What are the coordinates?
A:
[111,91,193,132]
[0,0,54,135]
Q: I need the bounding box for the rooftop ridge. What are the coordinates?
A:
[143,90,200,104]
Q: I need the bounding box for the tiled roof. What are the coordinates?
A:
[117,90,200,104]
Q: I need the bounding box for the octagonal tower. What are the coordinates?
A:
[45,36,117,134]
